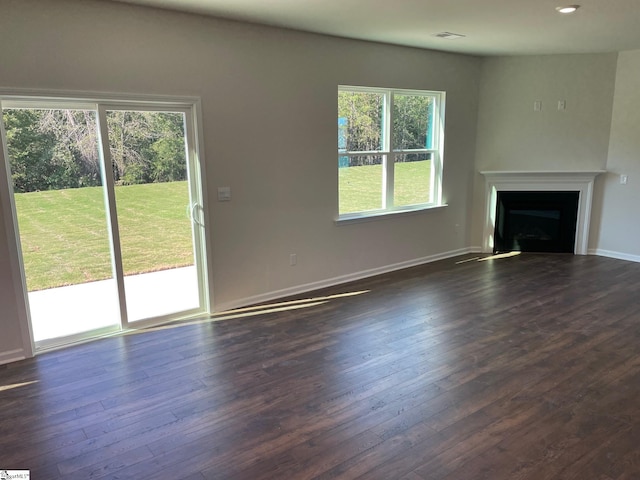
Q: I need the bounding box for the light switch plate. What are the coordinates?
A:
[218,186,231,201]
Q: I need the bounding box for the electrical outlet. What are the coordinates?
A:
[620,174,628,185]
[289,253,297,266]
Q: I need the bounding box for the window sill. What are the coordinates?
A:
[335,204,448,225]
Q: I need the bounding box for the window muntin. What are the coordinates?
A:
[338,86,444,218]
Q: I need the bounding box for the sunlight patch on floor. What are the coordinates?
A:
[213,290,371,316]
[0,380,39,393]
[456,251,522,264]
[120,289,371,337]
[477,251,521,261]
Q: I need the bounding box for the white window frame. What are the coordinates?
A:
[337,85,446,222]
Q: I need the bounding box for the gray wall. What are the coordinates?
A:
[0,0,481,361]
[471,54,618,249]
[596,50,640,260]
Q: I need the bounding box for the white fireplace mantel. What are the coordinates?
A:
[480,170,605,255]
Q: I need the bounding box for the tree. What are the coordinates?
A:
[148,112,187,183]
[393,94,432,151]
[3,109,65,192]
[38,109,102,187]
[107,111,187,185]
[3,108,188,192]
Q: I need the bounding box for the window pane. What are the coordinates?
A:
[3,107,120,341]
[338,154,384,214]
[393,94,434,150]
[106,110,199,322]
[338,91,384,152]
[394,153,432,207]
[2,109,111,291]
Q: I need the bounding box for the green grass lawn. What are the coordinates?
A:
[339,160,431,214]
[15,181,193,291]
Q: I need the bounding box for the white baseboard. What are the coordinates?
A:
[588,249,640,263]
[0,348,27,366]
[214,247,478,312]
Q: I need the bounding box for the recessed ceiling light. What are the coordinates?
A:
[556,5,580,14]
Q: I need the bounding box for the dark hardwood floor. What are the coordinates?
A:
[2,253,640,479]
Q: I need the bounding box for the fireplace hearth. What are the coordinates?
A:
[494,191,579,253]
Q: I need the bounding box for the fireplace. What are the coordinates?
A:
[494,191,579,253]
[480,170,605,255]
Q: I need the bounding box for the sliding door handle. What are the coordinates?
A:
[190,202,205,228]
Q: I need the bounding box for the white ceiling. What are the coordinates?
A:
[108,0,640,56]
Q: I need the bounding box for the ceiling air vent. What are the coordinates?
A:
[433,32,466,39]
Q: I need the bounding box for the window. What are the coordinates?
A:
[338,86,445,219]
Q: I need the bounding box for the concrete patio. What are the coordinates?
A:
[28,266,199,342]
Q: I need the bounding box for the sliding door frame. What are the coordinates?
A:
[0,89,212,354]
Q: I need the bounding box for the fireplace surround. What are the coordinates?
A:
[480,171,605,255]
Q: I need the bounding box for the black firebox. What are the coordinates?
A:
[494,191,579,254]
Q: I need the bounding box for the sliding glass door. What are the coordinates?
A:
[104,108,203,324]
[2,106,121,343]
[0,97,208,349]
